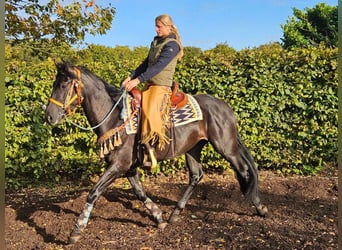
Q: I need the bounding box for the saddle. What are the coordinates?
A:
[130,81,188,110]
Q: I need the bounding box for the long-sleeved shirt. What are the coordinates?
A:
[130,34,180,83]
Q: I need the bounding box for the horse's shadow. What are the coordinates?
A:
[6,186,89,245]
[6,179,246,245]
[6,174,338,246]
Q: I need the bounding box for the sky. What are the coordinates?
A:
[84,0,337,51]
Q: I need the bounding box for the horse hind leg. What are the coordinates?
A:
[169,142,205,224]
[231,137,268,216]
[211,132,267,217]
[127,170,168,230]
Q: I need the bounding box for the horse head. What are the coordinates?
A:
[45,62,84,125]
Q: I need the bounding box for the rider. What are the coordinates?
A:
[122,14,183,169]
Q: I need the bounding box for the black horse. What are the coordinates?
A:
[45,62,267,244]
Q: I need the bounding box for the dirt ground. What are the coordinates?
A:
[5,167,338,250]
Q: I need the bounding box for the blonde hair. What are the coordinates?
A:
[155,14,184,60]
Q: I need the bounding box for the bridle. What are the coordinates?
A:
[48,66,127,131]
[49,67,84,116]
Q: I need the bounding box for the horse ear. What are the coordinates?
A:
[54,59,75,76]
[57,61,76,78]
[64,61,75,75]
[53,58,64,68]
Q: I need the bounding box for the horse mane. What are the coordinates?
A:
[79,66,122,96]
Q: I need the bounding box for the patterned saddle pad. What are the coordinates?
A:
[121,93,203,135]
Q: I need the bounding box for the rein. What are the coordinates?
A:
[66,92,126,131]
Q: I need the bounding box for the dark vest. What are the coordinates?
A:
[147,37,179,87]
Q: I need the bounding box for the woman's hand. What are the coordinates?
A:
[124,78,140,91]
[121,76,131,87]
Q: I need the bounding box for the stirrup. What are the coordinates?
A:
[143,148,157,170]
[148,148,157,170]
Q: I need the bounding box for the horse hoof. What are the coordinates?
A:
[257,205,268,216]
[169,209,181,224]
[158,222,168,230]
[168,214,179,224]
[69,232,82,244]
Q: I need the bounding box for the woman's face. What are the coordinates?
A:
[155,20,171,38]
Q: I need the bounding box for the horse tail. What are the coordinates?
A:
[235,133,260,199]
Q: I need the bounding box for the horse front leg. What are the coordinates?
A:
[127,171,168,229]
[69,163,124,244]
[169,150,203,224]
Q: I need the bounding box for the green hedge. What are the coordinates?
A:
[222,44,337,174]
[5,42,337,188]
